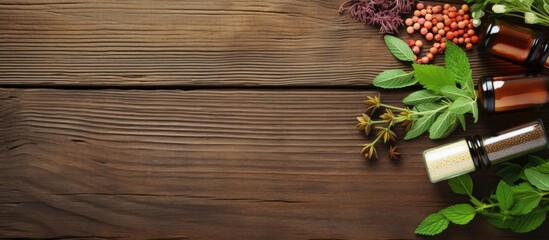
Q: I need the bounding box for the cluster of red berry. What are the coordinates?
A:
[404,3,479,63]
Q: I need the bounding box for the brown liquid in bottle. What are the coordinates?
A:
[479,19,549,69]
[479,75,549,112]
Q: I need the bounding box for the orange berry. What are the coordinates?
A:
[471,35,479,44]
[466,43,473,50]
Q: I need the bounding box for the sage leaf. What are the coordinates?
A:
[429,111,457,139]
[403,90,441,105]
[415,212,449,236]
[510,207,547,233]
[448,174,473,196]
[510,187,541,215]
[496,181,514,211]
[530,161,549,174]
[413,64,454,94]
[470,100,479,122]
[440,204,476,225]
[448,97,476,115]
[444,40,471,86]
[528,155,547,166]
[457,114,466,131]
[483,212,514,229]
[497,163,523,185]
[404,113,437,140]
[413,102,444,112]
[524,169,549,190]
[440,85,470,100]
[372,70,416,88]
[384,35,415,62]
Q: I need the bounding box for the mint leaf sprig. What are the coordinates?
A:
[415,156,549,236]
[357,36,478,159]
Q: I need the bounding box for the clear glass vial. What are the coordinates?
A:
[423,119,548,183]
[478,74,549,113]
[478,19,549,70]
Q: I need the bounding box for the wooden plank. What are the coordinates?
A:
[0,0,525,87]
[1,88,548,239]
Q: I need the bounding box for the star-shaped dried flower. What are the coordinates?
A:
[356,113,372,135]
[361,143,378,159]
[376,126,397,143]
[364,96,381,115]
[380,109,395,123]
[388,145,400,160]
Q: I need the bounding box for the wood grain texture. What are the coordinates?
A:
[0,0,526,87]
[1,88,549,239]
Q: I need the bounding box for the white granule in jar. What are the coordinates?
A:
[423,139,476,183]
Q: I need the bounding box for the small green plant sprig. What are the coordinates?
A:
[415,155,549,236]
[356,35,478,159]
[467,0,549,27]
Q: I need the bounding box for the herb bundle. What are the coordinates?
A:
[416,155,549,235]
[339,0,414,34]
[467,0,549,27]
[357,35,478,159]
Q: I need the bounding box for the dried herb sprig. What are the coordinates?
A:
[356,96,411,159]
[356,35,478,159]
[339,0,414,34]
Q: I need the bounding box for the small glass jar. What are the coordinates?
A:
[478,74,549,113]
[423,119,548,183]
[478,19,549,70]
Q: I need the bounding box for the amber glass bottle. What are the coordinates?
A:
[478,74,549,112]
[478,19,549,69]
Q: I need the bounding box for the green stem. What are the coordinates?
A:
[410,105,449,117]
[379,103,406,112]
[476,202,498,211]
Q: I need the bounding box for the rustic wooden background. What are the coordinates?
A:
[1,0,548,239]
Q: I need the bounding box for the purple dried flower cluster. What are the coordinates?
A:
[339,0,413,34]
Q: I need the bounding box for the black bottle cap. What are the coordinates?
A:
[480,75,495,113]
[477,18,497,52]
[465,136,481,170]
[473,135,491,168]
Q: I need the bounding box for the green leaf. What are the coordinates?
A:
[415,212,449,236]
[384,35,415,62]
[530,161,549,174]
[470,100,478,122]
[402,90,441,105]
[510,187,542,215]
[511,182,535,194]
[429,111,457,139]
[373,70,416,89]
[440,204,476,225]
[440,85,471,100]
[528,155,547,166]
[482,212,514,229]
[497,163,523,185]
[457,114,466,131]
[496,181,514,211]
[413,64,454,94]
[448,174,473,196]
[511,207,547,233]
[448,97,476,115]
[413,102,444,112]
[524,169,549,190]
[404,113,437,140]
[444,40,471,85]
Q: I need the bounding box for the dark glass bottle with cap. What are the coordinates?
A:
[478,74,549,112]
[478,19,549,70]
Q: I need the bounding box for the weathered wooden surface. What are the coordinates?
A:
[1,89,549,239]
[1,0,549,239]
[0,0,526,87]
